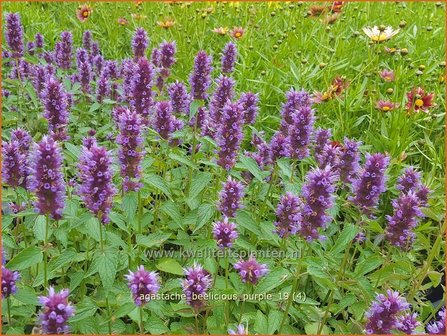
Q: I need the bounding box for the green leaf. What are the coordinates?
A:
[235,210,262,236]
[189,172,212,199]
[14,286,38,305]
[330,223,358,254]
[237,156,268,182]
[254,268,289,294]
[33,215,51,242]
[194,203,216,233]
[145,316,170,334]
[136,233,171,248]
[254,310,268,334]
[189,99,202,119]
[304,322,330,335]
[90,248,118,293]
[267,310,283,334]
[169,153,196,169]
[6,246,43,271]
[277,158,292,179]
[156,258,184,275]
[145,173,172,198]
[355,255,383,276]
[65,142,81,160]
[122,192,137,222]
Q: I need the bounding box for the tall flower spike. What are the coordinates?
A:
[339,138,361,184]
[132,27,149,60]
[130,57,154,123]
[397,167,422,194]
[365,290,410,334]
[78,142,117,224]
[41,75,70,140]
[125,266,160,306]
[286,105,315,160]
[217,176,244,218]
[221,41,237,74]
[35,32,44,49]
[234,256,268,284]
[1,265,20,298]
[350,153,389,214]
[76,48,93,94]
[269,131,288,162]
[11,128,32,153]
[209,75,235,125]
[228,324,249,335]
[5,13,24,58]
[316,143,341,169]
[239,92,259,125]
[280,89,312,135]
[189,50,213,100]
[27,136,66,220]
[181,263,212,311]
[82,30,92,52]
[314,128,332,158]
[55,31,73,70]
[274,192,300,238]
[2,140,27,188]
[213,218,238,248]
[167,81,191,114]
[248,132,272,169]
[116,109,145,192]
[397,313,420,334]
[38,287,75,334]
[159,41,176,69]
[216,102,244,170]
[297,166,338,241]
[385,191,424,249]
[427,307,446,335]
[121,59,136,102]
[96,69,111,103]
[152,101,183,142]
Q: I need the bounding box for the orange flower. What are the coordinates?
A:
[230,27,245,39]
[157,19,175,29]
[118,17,128,26]
[308,5,327,17]
[76,4,92,22]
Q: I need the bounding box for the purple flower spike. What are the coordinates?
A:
[1,265,20,298]
[130,57,154,123]
[181,262,212,311]
[280,89,312,135]
[132,27,149,60]
[125,266,160,306]
[35,33,44,49]
[397,313,420,334]
[189,50,213,100]
[385,192,424,249]
[159,41,176,69]
[269,131,288,162]
[350,153,389,213]
[41,75,70,140]
[11,128,32,153]
[209,75,235,125]
[5,13,24,58]
[213,217,239,248]
[228,324,248,335]
[397,168,421,193]
[248,132,272,169]
[96,70,111,103]
[274,192,300,238]
[38,287,75,334]
[78,142,116,224]
[168,81,191,114]
[314,128,332,158]
[55,31,73,70]
[76,48,93,94]
[27,136,66,220]
[427,307,446,334]
[218,176,244,218]
[151,48,161,67]
[216,102,244,170]
[286,105,315,160]
[152,101,183,142]
[2,140,27,188]
[234,256,268,284]
[239,92,259,125]
[339,138,361,184]
[221,42,237,74]
[27,41,36,56]
[297,166,338,241]
[116,109,145,192]
[365,290,410,334]
[82,30,92,52]
[316,143,341,169]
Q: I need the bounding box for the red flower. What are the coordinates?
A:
[76,4,92,22]
[405,87,434,113]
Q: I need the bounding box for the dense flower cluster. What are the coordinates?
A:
[152,101,183,141]
[189,50,213,100]
[221,42,237,74]
[217,177,245,218]
[125,266,161,306]
[427,307,446,335]
[55,31,73,70]
[1,265,20,298]
[5,13,24,58]
[239,92,259,125]
[209,75,235,125]
[38,287,75,334]
[181,263,212,311]
[274,192,300,238]
[78,142,117,224]
[2,140,27,188]
[27,136,66,220]
[234,256,268,284]
[130,57,154,123]
[213,218,239,248]
[168,81,191,114]
[132,27,149,59]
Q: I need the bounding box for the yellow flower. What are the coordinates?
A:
[157,19,175,29]
[212,27,229,35]
[362,26,399,42]
[131,13,147,20]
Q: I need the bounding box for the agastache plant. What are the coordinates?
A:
[38,287,75,334]
[213,218,239,248]
[216,102,244,170]
[78,142,117,224]
[27,136,66,220]
[217,176,245,218]
[234,256,268,284]
[167,81,191,114]
[116,109,145,192]
[280,89,312,135]
[181,263,212,311]
[152,101,183,142]
[209,75,235,125]
[338,138,361,184]
[125,266,161,306]
[132,27,149,60]
[130,57,154,124]
[55,31,73,70]
[5,13,24,58]
[189,50,213,100]
[1,265,20,298]
[297,166,338,241]
[239,92,259,125]
[427,307,446,334]
[286,104,315,160]
[2,140,27,188]
[76,48,93,94]
[221,41,237,74]
[274,192,300,238]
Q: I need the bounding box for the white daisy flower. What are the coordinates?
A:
[362,26,400,42]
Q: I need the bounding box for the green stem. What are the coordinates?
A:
[44,215,49,288]
[224,250,230,330]
[194,313,200,334]
[7,297,12,325]
[137,191,142,234]
[106,296,112,334]
[139,306,144,334]
[99,218,104,252]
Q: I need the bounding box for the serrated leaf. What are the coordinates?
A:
[267,310,283,334]
[136,233,171,248]
[254,310,268,334]
[189,172,212,199]
[6,246,43,271]
[169,153,196,169]
[90,248,118,293]
[330,223,358,254]
[194,203,215,233]
[235,210,262,236]
[145,173,172,198]
[238,156,268,182]
[156,258,184,275]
